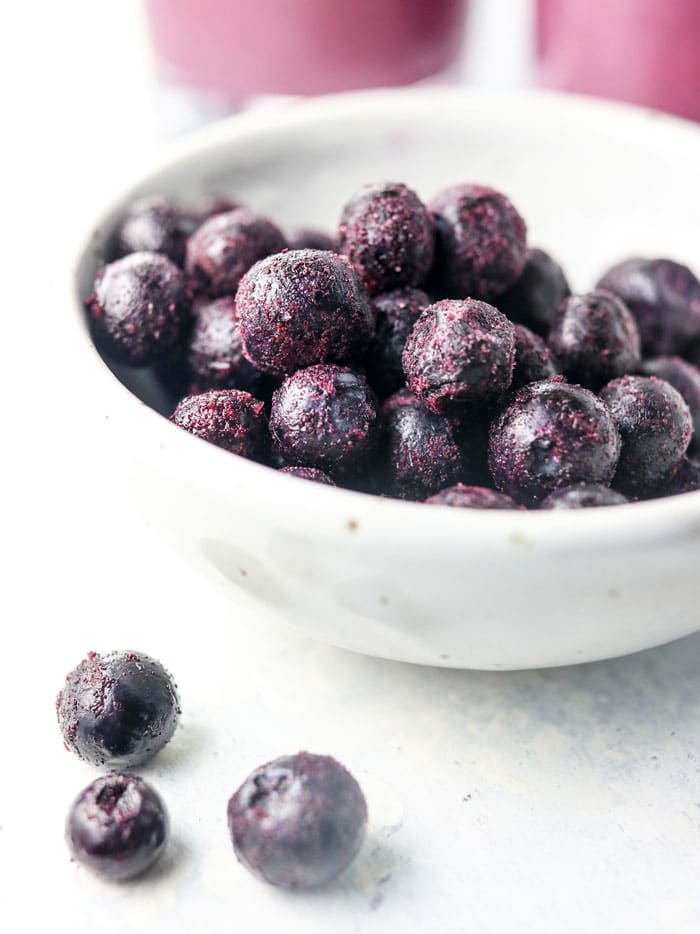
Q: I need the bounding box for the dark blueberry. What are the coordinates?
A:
[237,250,374,376]
[599,375,692,494]
[428,184,527,300]
[511,323,558,390]
[185,208,286,297]
[186,296,267,395]
[489,379,621,506]
[497,247,571,336]
[171,389,269,462]
[66,774,168,881]
[539,484,629,509]
[660,456,700,496]
[270,365,380,477]
[227,751,367,888]
[337,182,434,294]
[287,229,336,252]
[402,299,516,413]
[640,356,700,443]
[548,290,641,390]
[382,390,463,500]
[279,466,336,485]
[111,195,187,266]
[596,258,700,356]
[425,483,520,509]
[87,252,191,367]
[365,288,431,397]
[56,651,180,769]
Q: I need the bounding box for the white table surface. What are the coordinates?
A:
[3,3,700,932]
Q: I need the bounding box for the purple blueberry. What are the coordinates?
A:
[498,247,571,336]
[596,258,700,356]
[548,290,641,390]
[227,751,367,888]
[171,389,269,461]
[56,651,180,769]
[539,484,629,509]
[425,484,520,509]
[366,288,431,397]
[489,379,621,506]
[185,208,286,297]
[186,296,267,394]
[87,252,191,367]
[640,356,700,443]
[287,229,336,252]
[270,365,380,477]
[337,182,434,294]
[237,250,374,376]
[279,466,336,485]
[66,774,168,881]
[402,299,516,413]
[599,375,692,494]
[511,323,558,390]
[111,195,188,267]
[429,184,527,300]
[382,390,463,500]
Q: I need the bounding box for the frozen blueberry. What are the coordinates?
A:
[661,456,700,496]
[185,208,286,297]
[171,389,269,461]
[402,299,516,413]
[548,290,641,390]
[599,375,692,494]
[227,751,367,888]
[66,774,168,881]
[279,466,336,485]
[511,323,558,390]
[489,379,621,506]
[87,252,191,367]
[186,296,267,394]
[337,182,434,294]
[425,484,520,509]
[539,484,629,509]
[498,247,571,336]
[287,229,336,252]
[112,195,187,266]
[56,651,180,769]
[597,258,700,355]
[365,288,430,397]
[640,356,700,443]
[429,184,527,300]
[270,365,380,477]
[237,250,374,376]
[382,390,463,500]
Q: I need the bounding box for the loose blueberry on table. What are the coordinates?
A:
[88,183,700,506]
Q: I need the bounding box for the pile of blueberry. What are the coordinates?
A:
[58,651,366,885]
[86,184,700,507]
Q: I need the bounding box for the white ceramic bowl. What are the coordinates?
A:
[72,87,700,670]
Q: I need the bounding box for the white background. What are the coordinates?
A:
[2,2,700,932]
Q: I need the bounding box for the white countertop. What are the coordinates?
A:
[3,3,700,931]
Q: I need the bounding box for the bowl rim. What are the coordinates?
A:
[70,84,700,552]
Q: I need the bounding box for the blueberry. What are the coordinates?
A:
[429,184,527,300]
[87,252,191,367]
[640,356,700,444]
[227,751,367,888]
[365,288,431,397]
[599,375,692,494]
[111,195,188,267]
[539,484,629,509]
[661,456,700,496]
[237,249,374,376]
[497,247,570,336]
[425,484,520,509]
[270,365,380,478]
[279,466,336,485]
[382,390,463,500]
[338,182,434,294]
[56,651,180,769]
[66,774,168,881]
[185,208,286,297]
[402,299,516,413]
[171,389,269,462]
[597,258,700,356]
[548,290,641,390]
[489,379,621,506]
[511,323,558,390]
[287,229,336,252]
